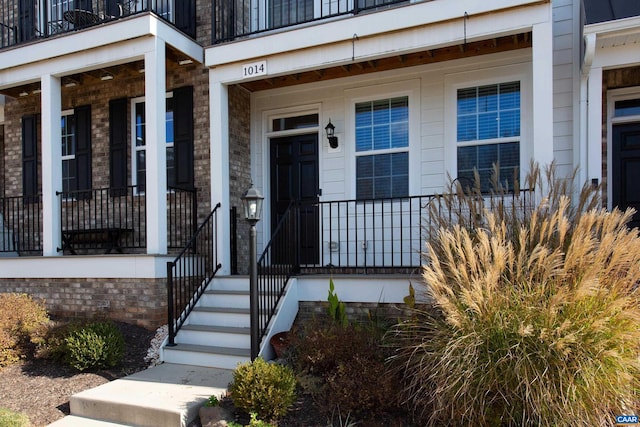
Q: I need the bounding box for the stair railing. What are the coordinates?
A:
[253,200,299,350]
[166,202,222,346]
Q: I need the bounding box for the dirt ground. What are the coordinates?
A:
[0,321,155,427]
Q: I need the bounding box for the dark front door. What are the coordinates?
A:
[270,134,319,265]
[612,122,640,229]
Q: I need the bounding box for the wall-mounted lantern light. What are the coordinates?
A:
[325,119,339,149]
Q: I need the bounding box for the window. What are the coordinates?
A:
[61,111,76,194]
[355,97,409,199]
[132,96,175,192]
[456,81,520,191]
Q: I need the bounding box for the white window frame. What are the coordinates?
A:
[444,63,532,188]
[606,87,640,211]
[61,108,75,195]
[345,79,420,200]
[130,93,174,194]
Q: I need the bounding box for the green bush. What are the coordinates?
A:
[229,357,296,421]
[64,321,124,371]
[0,293,49,368]
[388,164,640,426]
[0,408,30,427]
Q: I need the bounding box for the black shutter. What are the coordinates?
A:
[22,115,38,201]
[75,0,93,11]
[74,105,92,200]
[174,0,196,38]
[104,0,120,17]
[109,98,128,196]
[18,0,36,43]
[173,86,194,189]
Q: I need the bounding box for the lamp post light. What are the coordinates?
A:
[241,184,264,360]
[325,119,339,149]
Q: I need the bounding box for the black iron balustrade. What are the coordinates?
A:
[0,194,42,255]
[167,186,197,250]
[166,202,221,346]
[255,200,298,342]
[212,0,409,44]
[1,0,195,50]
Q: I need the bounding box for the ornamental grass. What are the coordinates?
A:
[388,163,640,426]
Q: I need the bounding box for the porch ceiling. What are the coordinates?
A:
[238,32,532,92]
[0,46,196,99]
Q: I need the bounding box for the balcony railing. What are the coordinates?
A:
[252,189,535,273]
[0,194,42,255]
[1,0,195,50]
[212,0,409,44]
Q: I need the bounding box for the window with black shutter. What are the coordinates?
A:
[173,86,194,189]
[174,0,196,38]
[18,0,36,43]
[74,105,92,199]
[21,115,38,200]
[109,98,128,196]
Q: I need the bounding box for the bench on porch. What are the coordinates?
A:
[61,227,133,255]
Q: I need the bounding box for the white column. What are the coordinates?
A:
[532,21,554,168]
[41,74,62,256]
[587,66,603,190]
[210,75,231,274]
[144,39,167,254]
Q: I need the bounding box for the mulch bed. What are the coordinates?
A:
[0,321,154,427]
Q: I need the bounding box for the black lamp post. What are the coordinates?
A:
[241,184,263,360]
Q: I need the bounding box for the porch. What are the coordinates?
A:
[0,185,196,256]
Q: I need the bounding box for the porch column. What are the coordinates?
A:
[531,21,554,168]
[210,76,231,274]
[144,39,167,254]
[41,74,62,257]
[587,66,603,189]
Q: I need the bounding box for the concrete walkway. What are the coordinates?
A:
[47,363,233,427]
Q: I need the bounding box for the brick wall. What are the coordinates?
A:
[296,301,415,327]
[228,85,252,274]
[0,277,166,329]
[601,66,640,207]
[0,124,4,195]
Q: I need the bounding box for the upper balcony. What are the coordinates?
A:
[212,0,408,44]
[0,0,195,51]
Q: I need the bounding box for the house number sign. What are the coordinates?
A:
[242,61,267,78]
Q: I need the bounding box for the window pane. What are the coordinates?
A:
[372,100,389,125]
[355,103,372,127]
[390,97,408,122]
[499,142,520,168]
[457,81,520,142]
[135,103,146,147]
[391,122,409,148]
[457,146,476,171]
[373,124,390,150]
[615,99,640,117]
[356,152,408,199]
[478,85,498,113]
[478,144,498,169]
[355,127,372,152]
[272,113,319,131]
[167,146,175,187]
[457,142,520,192]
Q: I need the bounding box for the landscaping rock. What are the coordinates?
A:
[199,405,232,427]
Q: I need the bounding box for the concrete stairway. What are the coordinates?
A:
[162,276,252,370]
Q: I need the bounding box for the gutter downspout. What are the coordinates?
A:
[580,33,596,186]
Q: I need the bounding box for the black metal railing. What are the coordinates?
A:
[295,190,535,272]
[213,0,409,44]
[166,202,221,346]
[255,200,298,342]
[57,185,196,254]
[0,194,42,255]
[1,0,195,50]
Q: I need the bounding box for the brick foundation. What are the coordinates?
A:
[295,301,415,327]
[0,278,167,329]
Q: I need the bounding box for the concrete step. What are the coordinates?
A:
[48,415,132,426]
[189,306,251,327]
[163,343,251,370]
[64,363,232,427]
[176,324,251,349]
[210,276,249,291]
[200,289,250,308]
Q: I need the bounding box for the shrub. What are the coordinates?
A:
[229,357,296,421]
[292,321,401,418]
[0,293,49,368]
[388,164,640,426]
[0,408,30,427]
[64,321,124,371]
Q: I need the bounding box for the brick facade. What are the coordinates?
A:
[228,85,252,274]
[0,278,166,329]
[296,301,415,326]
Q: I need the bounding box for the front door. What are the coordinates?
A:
[612,122,640,229]
[270,134,319,265]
